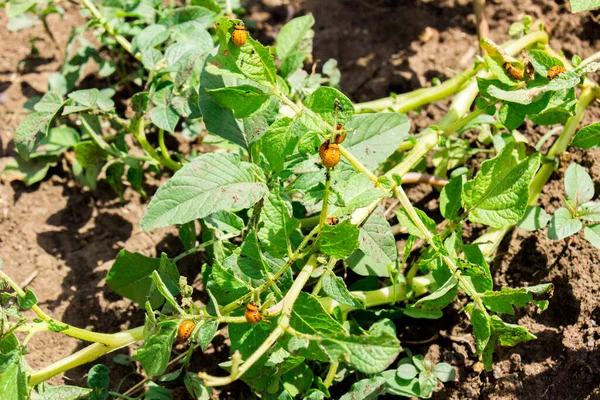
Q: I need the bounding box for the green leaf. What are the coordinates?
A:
[141,153,268,231]
[1,155,56,186]
[339,376,387,400]
[481,283,553,315]
[471,309,491,355]
[490,316,535,347]
[395,207,436,239]
[106,251,178,307]
[462,144,540,228]
[346,206,397,277]
[305,87,354,125]
[276,14,315,78]
[68,88,99,108]
[17,289,37,310]
[579,202,600,222]
[432,363,456,382]
[133,321,178,377]
[207,85,270,118]
[583,224,600,248]
[343,113,411,171]
[87,364,109,400]
[73,140,107,191]
[254,117,306,174]
[206,258,251,304]
[30,126,79,158]
[178,221,196,251]
[291,292,345,336]
[204,211,244,235]
[197,319,219,352]
[396,364,418,380]
[316,219,360,259]
[0,351,28,400]
[572,122,600,149]
[321,274,364,308]
[258,190,299,257]
[528,50,564,76]
[564,163,594,204]
[498,102,526,130]
[569,0,600,13]
[329,174,389,216]
[198,70,247,149]
[106,162,125,201]
[413,276,458,311]
[15,106,62,160]
[37,386,92,400]
[276,14,315,61]
[440,175,464,220]
[282,363,314,397]
[184,372,211,400]
[548,207,582,240]
[149,106,180,134]
[133,24,169,52]
[517,205,551,231]
[320,319,401,374]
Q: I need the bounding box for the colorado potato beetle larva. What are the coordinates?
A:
[547,65,567,80]
[231,21,248,47]
[245,302,262,324]
[503,62,524,80]
[177,320,195,344]
[326,217,339,225]
[319,140,340,169]
[334,124,346,144]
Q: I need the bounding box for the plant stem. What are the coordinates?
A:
[323,362,339,388]
[172,234,237,263]
[131,118,181,171]
[473,0,489,54]
[0,270,132,345]
[199,256,318,386]
[311,257,337,295]
[318,274,435,315]
[158,129,176,166]
[28,326,145,387]
[78,0,139,60]
[354,30,547,113]
[354,68,479,113]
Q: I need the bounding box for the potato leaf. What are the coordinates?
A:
[140,153,268,231]
[462,143,540,228]
[133,321,178,377]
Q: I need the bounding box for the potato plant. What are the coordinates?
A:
[2,0,600,399]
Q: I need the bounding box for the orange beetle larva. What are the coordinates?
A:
[547,65,567,80]
[326,217,339,225]
[245,302,262,324]
[319,140,340,169]
[334,124,346,144]
[177,320,195,344]
[503,62,524,80]
[231,21,248,47]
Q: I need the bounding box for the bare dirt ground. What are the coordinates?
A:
[1,0,600,398]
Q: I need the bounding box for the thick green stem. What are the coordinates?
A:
[354,30,547,113]
[28,326,144,387]
[354,68,479,113]
[131,118,181,171]
[318,274,435,315]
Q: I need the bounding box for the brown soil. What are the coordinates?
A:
[1,0,600,399]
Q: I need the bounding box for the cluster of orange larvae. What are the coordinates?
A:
[503,62,567,81]
[176,302,264,343]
